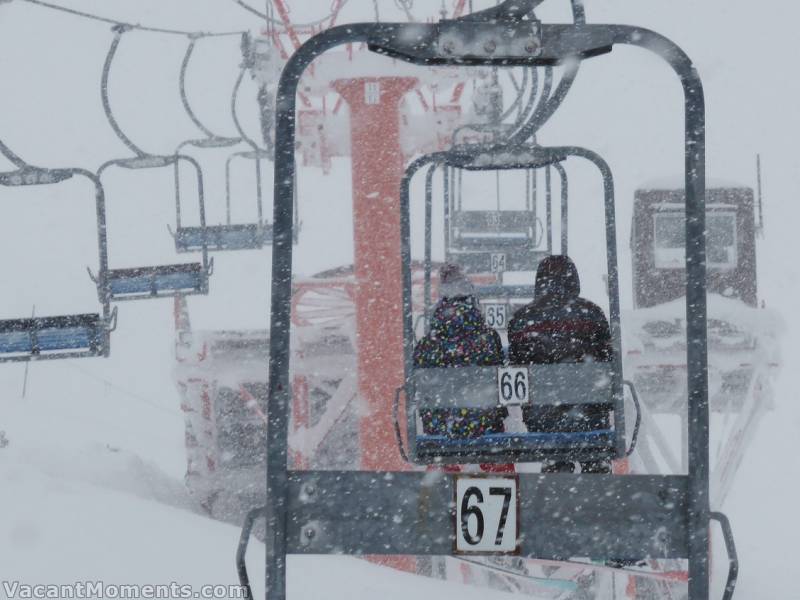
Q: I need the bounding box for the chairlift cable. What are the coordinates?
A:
[19,0,243,37]
[230,0,352,29]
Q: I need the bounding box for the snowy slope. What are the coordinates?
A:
[0,0,798,598]
[1,442,520,600]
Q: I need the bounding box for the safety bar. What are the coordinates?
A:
[237,506,266,600]
[710,512,738,600]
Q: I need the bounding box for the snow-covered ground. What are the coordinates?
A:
[1,0,799,598]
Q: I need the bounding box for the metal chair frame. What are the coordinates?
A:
[0,140,116,361]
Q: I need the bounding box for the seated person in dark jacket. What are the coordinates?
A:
[414,264,506,438]
[508,255,613,474]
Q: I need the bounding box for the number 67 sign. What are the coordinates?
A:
[455,476,520,554]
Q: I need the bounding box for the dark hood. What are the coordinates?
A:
[534,255,581,304]
[430,297,485,339]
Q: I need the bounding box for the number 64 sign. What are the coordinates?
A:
[455,476,520,554]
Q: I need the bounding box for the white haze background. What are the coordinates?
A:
[0,1,797,598]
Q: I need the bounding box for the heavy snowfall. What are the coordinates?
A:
[0,1,797,599]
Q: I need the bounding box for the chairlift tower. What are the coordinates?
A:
[249,1,480,476]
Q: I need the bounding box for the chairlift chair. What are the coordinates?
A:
[401,144,638,465]
[172,34,275,253]
[238,4,737,600]
[440,146,570,311]
[93,25,212,302]
[0,153,116,362]
[422,146,570,330]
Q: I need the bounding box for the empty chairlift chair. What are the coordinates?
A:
[446,172,543,274]
[444,149,570,275]
[0,146,116,361]
[400,144,640,465]
[172,34,273,253]
[93,25,212,302]
[420,146,570,328]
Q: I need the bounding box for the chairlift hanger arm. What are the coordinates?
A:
[179,37,216,140]
[231,52,268,155]
[178,35,243,146]
[101,26,147,157]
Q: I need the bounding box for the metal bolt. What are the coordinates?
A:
[442,40,455,55]
[304,527,316,540]
[483,40,497,54]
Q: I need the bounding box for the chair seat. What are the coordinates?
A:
[0,314,106,360]
[106,263,207,299]
[446,247,546,274]
[472,284,537,300]
[415,430,616,463]
[174,224,272,252]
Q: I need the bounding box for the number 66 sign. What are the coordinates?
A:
[455,476,520,554]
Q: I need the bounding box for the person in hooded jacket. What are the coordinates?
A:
[414,264,506,439]
[508,255,614,474]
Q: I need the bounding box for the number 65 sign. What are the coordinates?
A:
[455,476,520,554]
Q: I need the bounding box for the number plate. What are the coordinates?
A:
[497,367,530,406]
[455,476,519,554]
[483,303,508,330]
[364,81,381,105]
[490,253,507,273]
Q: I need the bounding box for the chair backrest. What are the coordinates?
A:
[412,362,617,410]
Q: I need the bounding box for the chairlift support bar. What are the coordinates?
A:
[259,5,714,600]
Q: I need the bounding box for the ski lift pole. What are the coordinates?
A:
[756,153,764,235]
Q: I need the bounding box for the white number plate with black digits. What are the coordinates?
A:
[497,367,530,406]
[483,304,508,330]
[490,253,507,273]
[455,476,519,554]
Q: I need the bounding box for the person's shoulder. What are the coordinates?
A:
[573,298,609,320]
[509,302,536,326]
